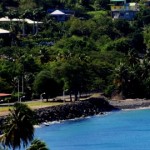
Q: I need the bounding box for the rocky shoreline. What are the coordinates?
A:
[1,97,150,126]
[33,98,150,124]
[0,97,116,125]
[34,97,116,124]
[109,98,150,110]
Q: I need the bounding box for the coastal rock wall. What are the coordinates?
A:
[34,97,116,123]
[0,97,116,125]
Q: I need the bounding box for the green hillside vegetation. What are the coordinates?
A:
[0,0,149,101]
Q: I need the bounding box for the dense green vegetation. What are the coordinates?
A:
[0,103,49,150]
[27,139,49,150]
[0,0,149,100]
[0,103,35,149]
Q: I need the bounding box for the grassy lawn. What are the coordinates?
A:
[25,101,63,109]
[0,101,64,116]
[87,10,107,19]
[0,106,11,112]
[0,94,92,116]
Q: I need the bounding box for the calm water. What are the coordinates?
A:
[35,109,150,150]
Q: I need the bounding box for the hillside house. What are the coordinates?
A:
[48,9,74,22]
[110,0,139,20]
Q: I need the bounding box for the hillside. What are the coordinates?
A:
[0,0,149,101]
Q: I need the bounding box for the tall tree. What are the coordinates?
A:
[19,0,37,11]
[0,103,35,150]
[33,70,61,100]
[143,25,150,49]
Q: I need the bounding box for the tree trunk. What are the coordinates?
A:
[74,91,78,101]
[70,93,72,102]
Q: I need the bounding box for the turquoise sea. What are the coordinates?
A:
[35,109,150,150]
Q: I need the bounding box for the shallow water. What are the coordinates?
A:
[34,109,150,150]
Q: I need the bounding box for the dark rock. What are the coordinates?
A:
[0,97,117,125]
[34,97,116,124]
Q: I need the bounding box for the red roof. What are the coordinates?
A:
[0,93,11,97]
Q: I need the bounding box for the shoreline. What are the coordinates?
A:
[31,98,150,126]
[34,112,108,128]
[0,97,115,126]
[34,97,115,124]
[109,98,150,110]
[1,97,150,126]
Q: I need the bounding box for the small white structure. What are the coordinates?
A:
[0,16,43,35]
[51,10,65,15]
[0,17,11,22]
[0,28,10,34]
[0,16,42,24]
[12,18,23,22]
[50,10,67,21]
[24,18,43,24]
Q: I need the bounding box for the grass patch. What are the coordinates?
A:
[0,106,11,112]
[0,101,64,115]
[24,101,63,109]
[0,106,11,116]
[87,10,107,19]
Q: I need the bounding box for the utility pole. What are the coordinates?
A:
[18,79,19,102]
[22,75,24,94]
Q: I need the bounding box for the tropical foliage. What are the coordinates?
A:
[0,0,150,149]
[0,0,149,101]
[26,139,49,150]
[0,103,35,150]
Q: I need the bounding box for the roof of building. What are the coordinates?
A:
[129,3,137,6]
[0,17,11,22]
[51,10,65,15]
[0,17,43,24]
[24,18,43,24]
[0,28,10,34]
[47,9,74,14]
[0,93,11,97]
[12,18,23,22]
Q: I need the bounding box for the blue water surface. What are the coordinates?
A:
[35,109,150,150]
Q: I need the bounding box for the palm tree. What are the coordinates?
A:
[0,103,35,150]
[26,139,49,150]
